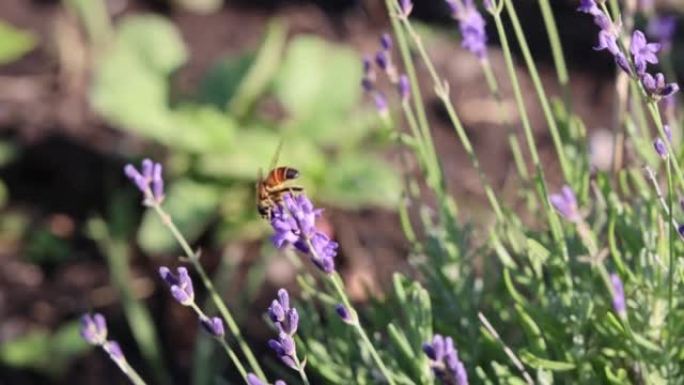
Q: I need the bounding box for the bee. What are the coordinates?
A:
[256,141,303,219]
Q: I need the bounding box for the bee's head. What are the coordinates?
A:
[258,205,270,219]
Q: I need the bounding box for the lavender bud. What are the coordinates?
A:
[398,74,410,102]
[400,0,413,16]
[200,316,225,338]
[171,285,193,305]
[654,137,668,159]
[159,266,179,286]
[275,381,287,385]
[124,164,147,193]
[549,185,581,222]
[335,304,354,324]
[247,374,266,385]
[278,288,290,311]
[374,92,389,117]
[104,340,125,362]
[614,53,632,76]
[678,224,684,237]
[142,158,154,180]
[279,333,296,356]
[80,313,108,345]
[610,273,626,316]
[281,308,299,335]
[269,300,285,323]
[152,163,164,202]
[361,77,374,93]
[280,355,298,369]
[664,125,672,142]
[375,50,389,71]
[380,33,393,51]
[268,339,284,356]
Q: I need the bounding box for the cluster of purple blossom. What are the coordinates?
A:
[578,0,679,100]
[445,0,488,60]
[423,334,469,385]
[362,33,411,116]
[270,193,338,274]
[267,289,302,370]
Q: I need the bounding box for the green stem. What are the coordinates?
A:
[395,10,505,223]
[491,8,568,262]
[481,60,529,182]
[503,0,572,183]
[293,354,312,385]
[149,201,266,380]
[329,274,396,385]
[666,158,675,380]
[537,0,573,112]
[102,343,148,385]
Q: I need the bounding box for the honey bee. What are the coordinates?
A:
[256,141,303,219]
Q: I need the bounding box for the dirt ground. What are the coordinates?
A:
[0,0,635,383]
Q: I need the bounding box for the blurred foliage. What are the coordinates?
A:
[0,321,89,377]
[0,21,36,65]
[89,13,400,254]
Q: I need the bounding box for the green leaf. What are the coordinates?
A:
[520,351,576,371]
[273,36,365,145]
[526,238,550,278]
[199,53,256,109]
[319,153,401,209]
[137,179,221,254]
[0,21,36,65]
[0,321,88,376]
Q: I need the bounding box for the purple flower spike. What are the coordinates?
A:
[267,289,303,372]
[610,273,626,317]
[159,266,195,306]
[335,304,354,324]
[654,137,668,159]
[631,30,661,75]
[270,193,338,274]
[447,0,488,59]
[642,72,680,100]
[124,159,165,205]
[200,316,225,338]
[80,313,108,345]
[424,334,469,385]
[549,185,581,222]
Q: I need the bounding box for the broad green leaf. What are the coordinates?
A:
[0,21,36,65]
[138,179,221,254]
[199,53,256,109]
[319,153,401,209]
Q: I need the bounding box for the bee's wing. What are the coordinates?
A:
[269,138,285,170]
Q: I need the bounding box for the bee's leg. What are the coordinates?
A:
[269,186,303,194]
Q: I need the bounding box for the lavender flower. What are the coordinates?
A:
[268,289,302,371]
[80,313,108,345]
[159,266,195,306]
[247,374,287,385]
[642,72,680,100]
[654,137,668,159]
[549,185,581,222]
[200,316,225,338]
[423,334,469,385]
[678,224,684,237]
[610,273,626,317]
[103,341,126,365]
[124,159,165,205]
[630,30,661,75]
[270,194,338,274]
[647,16,677,53]
[593,15,620,55]
[446,0,488,59]
[335,304,355,324]
[577,0,601,16]
[664,124,673,142]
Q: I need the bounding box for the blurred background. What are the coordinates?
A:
[0,0,682,384]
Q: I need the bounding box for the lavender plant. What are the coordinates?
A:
[76,0,684,384]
